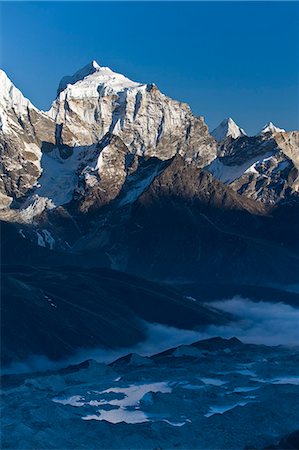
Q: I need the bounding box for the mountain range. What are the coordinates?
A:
[1,60,298,289]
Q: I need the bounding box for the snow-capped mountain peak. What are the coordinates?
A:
[211,117,247,142]
[259,122,285,135]
[57,60,143,96]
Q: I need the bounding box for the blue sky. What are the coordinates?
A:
[1,1,298,134]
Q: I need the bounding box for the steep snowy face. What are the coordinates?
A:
[259,122,286,135]
[211,118,247,142]
[48,61,216,165]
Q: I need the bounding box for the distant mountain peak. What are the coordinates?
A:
[259,122,285,135]
[211,117,247,142]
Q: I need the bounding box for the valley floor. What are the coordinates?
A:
[1,337,299,449]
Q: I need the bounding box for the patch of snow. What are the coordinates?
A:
[271,376,299,385]
[163,419,186,427]
[206,151,273,184]
[185,295,197,302]
[36,232,46,247]
[42,230,55,249]
[244,164,259,175]
[82,409,148,424]
[99,382,171,408]
[45,295,57,308]
[53,395,85,407]
[118,165,163,207]
[18,229,26,239]
[234,369,257,377]
[81,382,171,424]
[23,142,42,168]
[20,196,56,222]
[233,387,258,393]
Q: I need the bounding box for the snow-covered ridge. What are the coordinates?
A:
[0,70,35,112]
[0,70,37,131]
[211,117,247,142]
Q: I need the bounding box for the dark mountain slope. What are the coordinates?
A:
[1,264,229,365]
[71,156,299,285]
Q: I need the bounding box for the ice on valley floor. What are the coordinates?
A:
[55,382,173,425]
[204,402,249,418]
[232,387,259,393]
[180,383,205,390]
[200,378,227,386]
[271,376,299,385]
[163,419,187,427]
[234,369,257,376]
[82,408,149,424]
[53,395,85,407]
[98,382,172,408]
[251,376,299,385]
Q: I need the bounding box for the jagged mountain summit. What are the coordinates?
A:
[56,59,141,95]
[48,59,216,160]
[259,121,286,135]
[211,117,247,142]
[0,61,216,218]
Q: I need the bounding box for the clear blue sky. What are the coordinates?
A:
[1,1,298,134]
